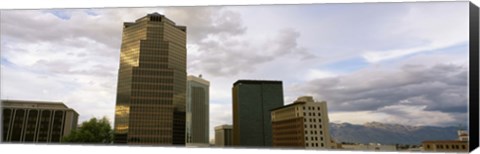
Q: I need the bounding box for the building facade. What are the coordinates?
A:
[270,96,332,149]
[422,140,468,152]
[113,13,187,145]
[1,100,79,143]
[422,129,469,152]
[341,143,397,151]
[186,75,209,145]
[232,80,284,147]
[215,124,233,147]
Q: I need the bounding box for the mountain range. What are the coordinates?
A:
[329,122,461,145]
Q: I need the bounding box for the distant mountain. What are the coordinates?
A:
[329,122,460,145]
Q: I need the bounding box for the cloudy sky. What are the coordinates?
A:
[1,1,470,140]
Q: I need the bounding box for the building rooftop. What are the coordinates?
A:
[422,140,468,143]
[187,75,210,85]
[1,100,79,115]
[214,124,233,130]
[233,80,282,86]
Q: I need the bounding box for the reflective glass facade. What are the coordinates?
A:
[113,13,187,145]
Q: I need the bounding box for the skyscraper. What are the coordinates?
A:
[1,100,79,143]
[113,13,187,145]
[270,96,333,149]
[186,75,209,145]
[232,80,284,147]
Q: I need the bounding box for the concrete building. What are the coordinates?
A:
[270,96,333,149]
[232,80,284,147]
[186,75,209,145]
[215,124,233,147]
[341,143,397,151]
[113,12,187,145]
[422,129,469,152]
[1,100,79,143]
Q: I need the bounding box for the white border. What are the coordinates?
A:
[1,0,478,154]
[0,0,475,9]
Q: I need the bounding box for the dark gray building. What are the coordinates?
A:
[232,80,284,147]
[1,100,79,143]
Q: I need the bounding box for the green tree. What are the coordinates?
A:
[62,116,113,144]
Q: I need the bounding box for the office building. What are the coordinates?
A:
[1,100,79,143]
[186,75,209,145]
[270,96,332,149]
[422,129,469,152]
[215,124,233,147]
[113,13,187,145]
[232,80,284,147]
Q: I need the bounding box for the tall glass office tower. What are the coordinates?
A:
[113,13,187,145]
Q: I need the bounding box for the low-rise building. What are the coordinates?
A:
[422,129,469,152]
[2,100,79,143]
[215,124,233,147]
[341,143,397,151]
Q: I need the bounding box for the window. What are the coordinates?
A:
[317,107,320,110]
[462,145,466,149]
[305,131,308,134]
[306,143,309,147]
[305,137,308,141]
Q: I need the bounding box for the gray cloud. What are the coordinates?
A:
[295,63,468,115]
[189,27,316,76]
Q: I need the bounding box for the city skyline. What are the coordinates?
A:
[0,2,470,141]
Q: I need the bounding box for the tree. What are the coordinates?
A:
[62,116,113,144]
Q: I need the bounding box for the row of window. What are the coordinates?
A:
[305,130,323,135]
[304,124,323,129]
[303,112,322,117]
[306,142,324,147]
[304,118,322,123]
[305,136,324,141]
[427,144,467,150]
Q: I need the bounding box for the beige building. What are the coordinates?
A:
[341,143,397,151]
[270,96,333,149]
[215,124,233,147]
[422,129,469,152]
[113,13,187,145]
[186,75,209,145]
[1,100,79,143]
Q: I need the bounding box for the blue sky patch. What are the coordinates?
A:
[48,10,71,20]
